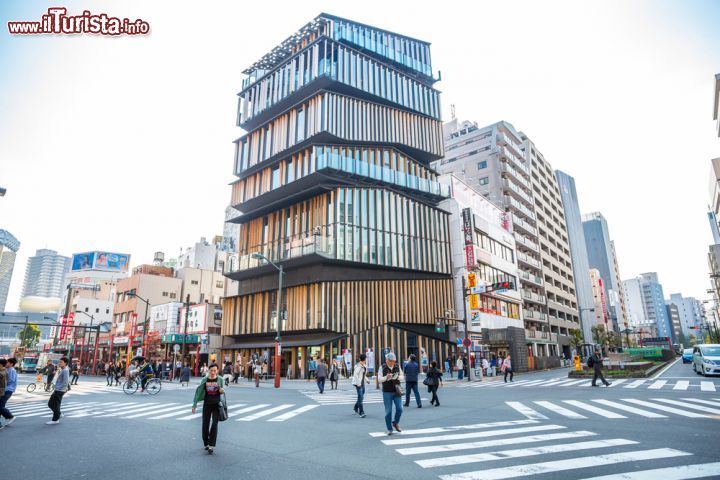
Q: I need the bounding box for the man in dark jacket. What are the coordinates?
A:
[315,358,328,394]
[590,348,611,387]
[403,354,421,408]
[42,360,56,391]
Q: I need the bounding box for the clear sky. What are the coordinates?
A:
[1,0,719,310]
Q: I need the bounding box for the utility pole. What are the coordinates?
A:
[182,294,191,364]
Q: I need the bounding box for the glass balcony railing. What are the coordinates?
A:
[518,268,543,286]
[316,150,450,198]
[225,236,335,274]
[517,252,541,269]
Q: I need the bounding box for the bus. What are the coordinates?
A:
[640,337,673,351]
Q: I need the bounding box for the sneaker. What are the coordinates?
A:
[5,417,15,426]
[45,420,60,425]
[392,422,401,432]
[386,430,393,435]
[360,413,366,418]
[605,382,612,387]
[204,446,209,451]
[417,405,422,408]
[207,447,214,455]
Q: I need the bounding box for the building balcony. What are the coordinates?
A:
[514,233,540,252]
[518,269,543,287]
[522,289,546,305]
[225,236,335,279]
[503,179,534,207]
[517,252,541,270]
[525,328,557,343]
[523,310,547,322]
[512,214,537,237]
[506,196,536,222]
[501,162,531,190]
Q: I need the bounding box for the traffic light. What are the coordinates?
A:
[491,281,514,292]
[467,273,477,288]
[435,319,446,333]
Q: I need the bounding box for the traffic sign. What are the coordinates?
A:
[462,338,472,348]
[457,338,463,346]
[173,344,180,353]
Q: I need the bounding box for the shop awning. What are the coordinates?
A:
[224,332,347,350]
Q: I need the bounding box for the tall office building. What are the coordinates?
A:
[555,171,594,342]
[582,212,626,333]
[0,230,20,312]
[437,120,580,361]
[589,268,610,331]
[222,14,453,376]
[622,273,672,341]
[667,293,705,338]
[19,249,71,312]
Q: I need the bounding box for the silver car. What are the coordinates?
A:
[692,344,720,376]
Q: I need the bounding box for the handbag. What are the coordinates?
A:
[422,376,434,386]
[394,383,404,397]
[218,393,229,422]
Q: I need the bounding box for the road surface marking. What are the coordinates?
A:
[369,419,538,437]
[673,380,690,390]
[700,381,716,392]
[396,431,595,456]
[606,379,628,388]
[236,404,295,421]
[227,404,270,418]
[578,461,720,479]
[534,400,587,419]
[506,401,549,420]
[647,380,667,389]
[437,448,691,480]
[684,398,720,408]
[18,402,102,417]
[623,380,647,389]
[592,399,667,418]
[96,403,162,417]
[416,438,637,468]
[124,403,198,419]
[561,379,594,386]
[562,400,627,418]
[381,424,565,446]
[623,398,707,418]
[268,404,319,421]
[651,398,720,415]
[177,403,248,420]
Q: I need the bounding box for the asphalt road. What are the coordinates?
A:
[3,360,720,480]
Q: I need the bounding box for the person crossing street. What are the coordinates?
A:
[403,354,421,408]
[590,348,612,387]
[192,364,225,455]
[351,353,370,418]
[46,357,70,425]
[0,358,17,428]
[42,359,56,392]
[315,358,327,394]
[378,352,404,435]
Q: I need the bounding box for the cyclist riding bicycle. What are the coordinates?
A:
[130,358,155,392]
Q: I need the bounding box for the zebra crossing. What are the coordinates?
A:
[457,376,720,392]
[11,380,189,403]
[368,418,720,479]
[505,397,720,420]
[4,399,319,423]
[299,388,429,405]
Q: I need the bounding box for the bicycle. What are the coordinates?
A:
[27,381,55,393]
[123,374,161,395]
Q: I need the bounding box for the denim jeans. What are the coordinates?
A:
[317,376,326,393]
[354,385,365,414]
[457,368,464,380]
[382,391,403,431]
[404,382,421,406]
[0,391,14,419]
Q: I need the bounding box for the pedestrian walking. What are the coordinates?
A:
[589,348,611,387]
[201,363,209,376]
[222,362,232,384]
[192,364,225,455]
[315,358,327,394]
[481,357,489,377]
[446,355,454,378]
[1,358,18,427]
[70,361,79,385]
[232,361,241,384]
[46,357,70,425]
[180,363,191,387]
[403,354,421,408]
[254,361,262,387]
[329,359,339,390]
[425,360,443,406]
[501,354,514,382]
[309,357,317,380]
[175,360,182,382]
[378,352,404,435]
[351,353,370,418]
[105,362,114,386]
[114,362,123,386]
[490,355,497,377]
[0,359,8,429]
[42,359,57,391]
[456,355,465,381]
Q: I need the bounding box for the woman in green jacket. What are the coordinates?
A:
[192,364,225,454]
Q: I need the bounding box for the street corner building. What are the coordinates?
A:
[220,14,454,376]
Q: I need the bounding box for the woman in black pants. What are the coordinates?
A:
[426,360,443,406]
[192,364,225,454]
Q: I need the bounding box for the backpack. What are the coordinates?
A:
[587,356,594,368]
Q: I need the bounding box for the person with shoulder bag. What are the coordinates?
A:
[378,352,404,435]
[424,360,443,406]
[192,364,226,455]
[329,359,340,390]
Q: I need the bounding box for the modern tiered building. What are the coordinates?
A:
[222,14,453,377]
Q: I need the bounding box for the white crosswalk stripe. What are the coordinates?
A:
[684,398,720,408]
[533,400,587,419]
[457,377,720,391]
[5,400,317,423]
[622,398,708,418]
[652,398,720,415]
[299,389,386,405]
[592,399,667,418]
[369,418,713,480]
[562,400,627,419]
[506,401,548,420]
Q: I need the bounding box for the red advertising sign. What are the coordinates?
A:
[59,316,67,340]
[131,313,138,335]
[465,245,475,268]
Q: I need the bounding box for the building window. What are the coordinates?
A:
[216,281,224,289]
[85,307,89,312]
[106,309,110,314]
[479,177,489,186]
[191,280,199,285]
[162,291,169,297]
[477,161,487,170]
[169,293,176,299]
[95,308,99,313]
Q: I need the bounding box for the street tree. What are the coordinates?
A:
[569,328,584,353]
[17,323,41,348]
[591,325,608,346]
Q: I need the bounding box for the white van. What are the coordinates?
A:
[692,344,720,376]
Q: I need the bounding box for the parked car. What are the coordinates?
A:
[682,348,694,364]
[692,344,720,376]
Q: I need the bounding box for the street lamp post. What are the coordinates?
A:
[251,252,284,389]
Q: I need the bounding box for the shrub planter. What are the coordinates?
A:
[568,359,672,378]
